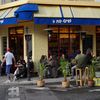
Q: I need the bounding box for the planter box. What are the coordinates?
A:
[93,77,100,86]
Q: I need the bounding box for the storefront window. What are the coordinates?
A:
[96,26,100,56]
[9,26,24,60]
[48,25,80,59]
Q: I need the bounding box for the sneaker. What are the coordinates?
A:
[13,76,17,82]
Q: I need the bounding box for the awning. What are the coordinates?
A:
[15,3,38,21]
[0,7,18,25]
[34,5,64,24]
[34,5,62,18]
[70,7,100,18]
[34,6,100,25]
[0,3,38,25]
[1,4,100,25]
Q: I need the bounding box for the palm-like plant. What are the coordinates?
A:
[87,57,100,87]
[37,63,45,87]
[89,57,100,79]
[89,58,96,80]
[59,60,70,81]
[38,63,45,81]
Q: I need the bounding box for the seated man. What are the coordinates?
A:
[71,50,86,79]
[13,56,27,81]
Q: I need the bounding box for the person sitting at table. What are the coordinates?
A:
[71,50,86,79]
[13,56,27,81]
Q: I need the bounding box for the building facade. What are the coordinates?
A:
[0,0,100,72]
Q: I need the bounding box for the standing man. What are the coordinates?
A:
[1,48,16,83]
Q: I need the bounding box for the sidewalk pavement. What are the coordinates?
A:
[0,75,75,85]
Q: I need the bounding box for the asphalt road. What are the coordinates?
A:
[0,84,100,100]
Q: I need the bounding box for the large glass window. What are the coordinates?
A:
[48,25,80,59]
[96,26,100,56]
[9,26,24,61]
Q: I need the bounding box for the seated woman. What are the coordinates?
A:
[45,54,58,78]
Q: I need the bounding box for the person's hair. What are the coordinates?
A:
[40,55,45,62]
[86,48,92,55]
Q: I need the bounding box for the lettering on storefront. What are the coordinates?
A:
[52,19,72,24]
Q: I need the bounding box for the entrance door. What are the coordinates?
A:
[82,35,93,54]
[9,27,24,61]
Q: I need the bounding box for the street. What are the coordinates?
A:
[0,84,100,100]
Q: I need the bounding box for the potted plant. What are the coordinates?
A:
[59,60,70,88]
[37,63,45,87]
[95,57,100,78]
[88,57,97,87]
[88,57,100,87]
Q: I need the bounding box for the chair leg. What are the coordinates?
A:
[76,68,83,87]
[84,67,89,85]
[80,70,82,86]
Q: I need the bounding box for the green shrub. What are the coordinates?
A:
[38,63,45,80]
[59,61,70,81]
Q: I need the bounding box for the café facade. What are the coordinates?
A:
[0,0,100,71]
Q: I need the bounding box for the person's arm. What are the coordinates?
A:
[1,57,6,67]
[13,57,16,65]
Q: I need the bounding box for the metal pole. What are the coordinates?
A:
[25,27,31,81]
[27,41,31,81]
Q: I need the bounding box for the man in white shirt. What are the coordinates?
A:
[1,48,16,82]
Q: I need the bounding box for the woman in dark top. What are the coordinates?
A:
[85,48,93,66]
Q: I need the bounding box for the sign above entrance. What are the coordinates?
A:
[34,17,100,25]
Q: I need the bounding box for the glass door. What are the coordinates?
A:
[82,35,93,54]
